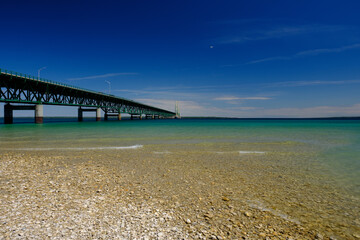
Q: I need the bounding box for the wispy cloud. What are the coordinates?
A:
[247,43,360,64]
[271,79,360,87]
[206,103,360,118]
[214,96,271,101]
[113,84,256,100]
[135,99,360,118]
[257,103,360,118]
[68,72,139,81]
[247,56,292,64]
[212,18,270,25]
[228,106,258,110]
[112,84,359,117]
[218,24,345,44]
[134,99,205,114]
[296,43,360,56]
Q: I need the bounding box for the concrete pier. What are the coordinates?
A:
[96,108,101,121]
[78,107,100,122]
[35,104,43,124]
[130,114,142,120]
[145,114,154,119]
[104,113,121,121]
[4,103,43,124]
[4,104,13,124]
[78,107,83,122]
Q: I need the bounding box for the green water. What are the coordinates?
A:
[1,119,359,185]
[1,118,359,237]
[1,119,359,186]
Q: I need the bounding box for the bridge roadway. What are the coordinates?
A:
[0,68,175,124]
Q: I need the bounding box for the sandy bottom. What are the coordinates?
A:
[0,142,359,239]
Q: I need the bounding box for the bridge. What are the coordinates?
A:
[0,68,175,124]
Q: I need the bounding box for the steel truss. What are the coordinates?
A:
[0,69,175,117]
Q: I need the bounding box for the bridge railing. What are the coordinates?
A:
[0,67,99,94]
[0,67,135,101]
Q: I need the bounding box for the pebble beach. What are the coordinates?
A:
[0,150,313,240]
[1,146,358,239]
[1,119,359,239]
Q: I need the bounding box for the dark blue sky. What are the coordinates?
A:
[1,0,360,117]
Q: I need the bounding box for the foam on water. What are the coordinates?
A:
[239,151,266,154]
[5,145,143,151]
[153,151,172,154]
[247,200,301,225]
[215,151,266,154]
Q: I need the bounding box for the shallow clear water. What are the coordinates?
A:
[1,118,359,188]
[1,118,359,238]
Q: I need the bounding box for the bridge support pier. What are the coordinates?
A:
[78,107,99,122]
[145,114,154,119]
[96,108,101,121]
[4,104,13,124]
[4,103,43,124]
[130,114,142,120]
[104,112,121,121]
[35,104,43,124]
[78,107,83,122]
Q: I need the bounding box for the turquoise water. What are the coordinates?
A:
[1,118,360,237]
[1,118,359,192]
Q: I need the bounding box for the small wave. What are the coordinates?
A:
[153,151,171,154]
[7,145,143,151]
[215,151,266,154]
[247,200,300,225]
[239,151,265,154]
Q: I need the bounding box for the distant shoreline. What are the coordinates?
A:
[181,116,360,120]
[0,116,359,120]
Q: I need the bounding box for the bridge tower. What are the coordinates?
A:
[175,101,181,119]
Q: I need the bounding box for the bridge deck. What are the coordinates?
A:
[0,69,175,116]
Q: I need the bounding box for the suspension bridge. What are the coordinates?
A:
[0,68,176,124]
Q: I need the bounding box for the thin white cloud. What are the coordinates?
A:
[229,107,258,110]
[219,24,345,44]
[134,99,205,114]
[247,43,360,64]
[115,85,229,93]
[214,96,271,100]
[111,85,359,118]
[296,43,360,56]
[114,88,209,100]
[271,79,360,87]
[247,56,291,64]
[134,97,360,118]
[68,72,138,81]
[258,103,360,118]
[212,18,269,25]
